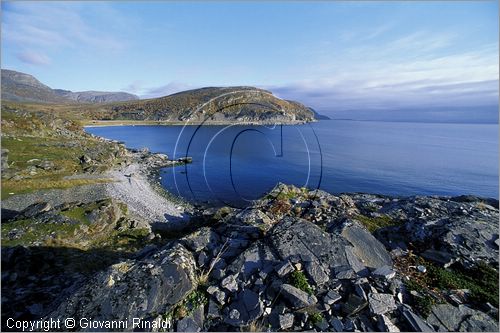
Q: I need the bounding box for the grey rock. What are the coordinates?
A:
[280,284,318,309]
[269,217,351,283]
[227,242,278,278]
[177,316,201,332]
[324,290,342,305]
[225,289,264,326]
[401,307,434,332]
[315,318,329,331]
[207,300,221,319]
[275,261,294,278]
[427,304,499,332]
[304,259,330,285]
[345,246,369,277]
[417,265,427,273]
[330,318,344,332]
[378,314,400,332]
[182,227,220,252]
[207,286,226,305]
[279,313,295,330]
[421,249,455,268]
[341,221,393,269]
[45,243,196,326]
[221,274,239,293]
[368,293,396,315]
[18,202,52,219]
[342,294,367,315]
[373,265,396,280]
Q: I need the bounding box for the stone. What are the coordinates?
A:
[275,261,294,278]
[378,314,400,332]
[182,227,220,252]
[304,259,329,285]
[372,265,396,280]
[207,286,226,305]
[421,249,455,268]
[368,293,396,315]
[341,222,393,269]
[177,316,201,332]
[401,307,434,332]
[427,304,499,332]
[342,294,367,315]
[324,290,342,305]
[315,318,329,331]
[345,246,369,277]
[280,284,317,309]
[226,242,278,278]
[225,289,264,326]
[45,244,196,327]
[354,284,368,301]
[207,300,220,319]
[18,202,52,219]
[417,265,427,273]
[330,318,344,332]
[221,274,238,293]
[278,313,295,330]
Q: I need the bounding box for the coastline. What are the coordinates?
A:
[82,119,314,127]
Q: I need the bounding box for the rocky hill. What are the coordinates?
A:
[1,69,69,103]
[1,69,138,104]
[2,182,498,332]
[87,86,314,124]
[53,89,138,103]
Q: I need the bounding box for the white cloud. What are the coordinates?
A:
[142,82,196,99]
[16,51,51,66]
[2,2,128,65]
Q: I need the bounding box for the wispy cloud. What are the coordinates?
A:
[267,31,498,113]
[2,2,128,65]
[142,82,196,99]
[16,50,51,66]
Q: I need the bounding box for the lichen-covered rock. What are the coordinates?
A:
[45,243,196,328]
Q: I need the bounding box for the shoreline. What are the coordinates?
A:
[82,119,314,127]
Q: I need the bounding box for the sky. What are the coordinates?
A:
[1,1,499,118]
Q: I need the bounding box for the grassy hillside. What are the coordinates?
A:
[1,103,127,199]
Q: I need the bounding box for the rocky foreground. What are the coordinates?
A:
[2,175,499,331]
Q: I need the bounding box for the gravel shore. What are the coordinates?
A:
[2,154,191,229]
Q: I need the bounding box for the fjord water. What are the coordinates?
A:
[86,120,499,206]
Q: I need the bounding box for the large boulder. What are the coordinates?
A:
[339,220,393,270]
[427,304,499,332]
[46,243,196,328]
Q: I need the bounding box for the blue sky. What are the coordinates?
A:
[2,1,498,115]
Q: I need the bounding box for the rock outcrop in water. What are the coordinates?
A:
[2,183,498,332]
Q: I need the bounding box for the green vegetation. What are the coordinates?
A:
[308,312,323,325]
[404,279,437,317]
[168,286,209,320]
[1,106,125,199]
[355,214,401,233]
[289,270,313,295]
[1,199,150,253]
[427,262,499,307]
[402,255,499,317]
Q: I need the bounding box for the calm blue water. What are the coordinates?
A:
[86,121,499,206]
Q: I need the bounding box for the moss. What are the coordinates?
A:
[355,214,401,233]
[309,312,323,325]
[60,207,91,224]
[427,262,499,308]
[403,256,499,316]
[289,270,313,295]
[169,286,208,320]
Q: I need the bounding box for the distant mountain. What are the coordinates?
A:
[308,107,331,120]
[86,86,314,124]
[53,89,138,103]
[1,69,69,103]
[1,69,138,104]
